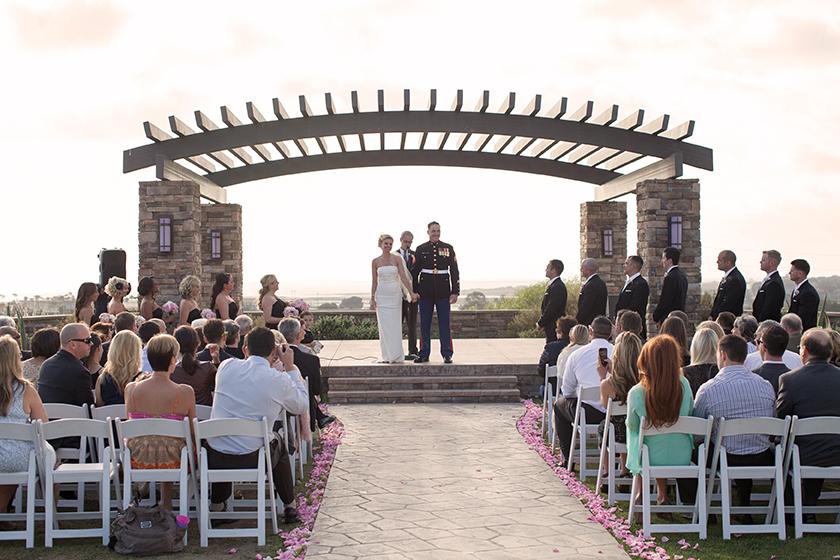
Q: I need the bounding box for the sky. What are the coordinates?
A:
[2,0,840,301]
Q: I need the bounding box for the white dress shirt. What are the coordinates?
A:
[560,338,614,412]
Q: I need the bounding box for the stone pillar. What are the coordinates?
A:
[200,204,244,311]
[138,181,202,304]
[580,201,627,314]
[637,179,701,333]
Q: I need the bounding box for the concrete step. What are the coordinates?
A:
[328,389,522,404]
[322,363,534,378]
[329,375,519,391]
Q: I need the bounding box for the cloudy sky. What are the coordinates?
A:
[2,0,839,301]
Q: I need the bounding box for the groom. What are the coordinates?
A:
[412,221,460,364]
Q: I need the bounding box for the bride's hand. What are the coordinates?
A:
[410,292,419,302]
[370,296,376,310]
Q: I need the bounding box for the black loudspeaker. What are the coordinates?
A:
[99,249,126,287]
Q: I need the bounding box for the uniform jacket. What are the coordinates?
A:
[412,241,460,300]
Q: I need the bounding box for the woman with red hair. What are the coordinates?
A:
[625,334,694,508]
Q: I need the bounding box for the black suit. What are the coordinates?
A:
[291,346,324,430]
[710,267,746,319]
[752,271,785,322]
[652,266,688,324]
[38,349,95,407]
[615,275,650,339]
[575,274,607,326]
[399,248,419,355]
[751,361,789,395]
[197,347,235,364]
[789,280,819,331]
[776,360,840,505]
[537,278,568,342]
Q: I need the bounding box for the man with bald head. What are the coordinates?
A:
[777,328,840,516]
[575,259,607,326]
[38,323,95,408]
[709,250,746,320]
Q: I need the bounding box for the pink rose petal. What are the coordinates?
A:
[228,550,236,554]
[552,548,559,553]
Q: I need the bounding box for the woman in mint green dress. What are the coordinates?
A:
[625,335,694,507]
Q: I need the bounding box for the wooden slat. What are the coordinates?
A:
[437,131,451,150]
[378,90,385,112]
[427,89,436,111]
[156,155,227,203]
[169,115,196,136]
[196,110,251,165]
[662,120,694,140]
[614,109,645,131]
[597,115,669,169]
[195,110,219,131]
[585,109,650,166]
[604,151,644,171]
[185,155,216,173]
[566,144,600,163]
[523,94,541,117]
[474,90,489,113]
[247,102,288,158]
[223,106,270,162]
[590,104,619,126]
[208,150,235,169]
[325,93,337,115]
[403,89,410,111]
[512,137,536,155]
[638,114,669,134]
[167,115,217,171]
[567,101,593,122]
[450,89,463,112]
[453,132,470,151]
[419,132,428,150]
[531,138,559,157]
[549,141,579,160]
[545,97,568,119]
[474,133,492,151]
[293,138,310,156]
[497,92,515,115]
[144,121,172,142]
[594,153,683,201]
[351,91,360,113]
[220,106,242,127]
[494,135,514,153]
[272,98,290,120]
[299,95,313,117]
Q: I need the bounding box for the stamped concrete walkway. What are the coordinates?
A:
[307,404,625,559]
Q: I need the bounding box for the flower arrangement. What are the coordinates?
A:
[201,308,216,320]
[283,298,310,317]
[162,301,179,315]
[134,314,145,328]
[98,313,115,324]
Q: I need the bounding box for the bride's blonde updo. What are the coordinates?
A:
[378,233,393,247]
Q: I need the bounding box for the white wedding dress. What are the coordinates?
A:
[376,265,404,363]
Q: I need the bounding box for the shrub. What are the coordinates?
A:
[486,277,582,337]
[339,296,363,309]
[312,315,379,340]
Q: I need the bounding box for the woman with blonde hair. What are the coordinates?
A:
[683,327,720,396]
[95,330,143,406]
[178,275,202,327]
[74,282,99,325]
[0,335,49,520]
[554,324,590,393]
[259,274,287,331]
[105,276,130,315]
[370,234,418,363]
[625,335,694,509]
[696,320,725,340]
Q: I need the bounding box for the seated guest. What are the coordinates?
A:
[537,316,577,390]
[596,331,642,483]
[22,327,60,390]
[90,322,112,343]
[223,320,244,359]
[828,329,840,368]
[38,323,95,409]
[0,317,14,328]
[124,335,196,511]
[750,324,790,395]
[717,312,736,335]
[105,276,131,316]
[96,330,143,406]
[178,275,202,327]
[0,335,50,518]
[0,326,30,361]
[74,282,99,326]
[682,327,720,397]
[667,310,690,329]
[694,334,776,523]
[696,320,725,340]
[206,327,308,525]
[278,318,336,430]
[100,312,138,367]
[743,320,802,371]
[776,329,840,520]
[197,319,233,365]
[138,320,161,374]
[171,326,216,407]
[554,324,591,395]
[84,333,104,385]
[299,311,319,353]
[617,310,643,338]
[553,316,614,464]
[234,314,253,355]
[660,317,690,366]
[733,315,759,353]
[781,313,803,353]
[626,335,694,508]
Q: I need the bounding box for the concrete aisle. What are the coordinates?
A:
[306,404,625,559]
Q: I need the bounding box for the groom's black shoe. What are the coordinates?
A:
[405,354,418,360]
[414,356,429,363]
[444,356,453,364]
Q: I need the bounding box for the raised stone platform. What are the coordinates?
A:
[319,339,544,404]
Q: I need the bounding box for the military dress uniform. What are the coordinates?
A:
[411,240,460,359]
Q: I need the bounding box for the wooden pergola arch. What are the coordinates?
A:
[123,89,713,203]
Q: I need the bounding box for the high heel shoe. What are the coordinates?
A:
[655,497,673,521]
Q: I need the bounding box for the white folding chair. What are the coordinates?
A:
[42,403,91,512]
[89,404,125,421]
[0,422,40,548]
[566,385,602,480]
[541,364,558,439]
[629,415,713,539]
[706,416,790,540]
[115,417,197,544]
[596,398,631,505]
[38,418,117,546]
[195,416,278,546]
[88,405,127,512]
[784,415,840,538]
[195,405,212,421]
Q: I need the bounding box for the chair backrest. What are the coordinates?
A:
[783,415,840,478]
[0,421,38,443]
[638,415,713,456]
[195,405,212,421]
[115,417,192,441]
[718,416,791,440]
[194,416,267,441]
[604,398,628,424]
[545,364,557,379]
[39,418,111,441]
[43,403,90,420]
[577,385,601,402]
[90,404,126,421]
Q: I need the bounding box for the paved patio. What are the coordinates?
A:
[306,403,625,559]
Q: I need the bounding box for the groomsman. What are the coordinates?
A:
[788,258,819,330]
[576,258,607,326]
[709,250,746,320]
[536,260,568,342]
[412,221,460,364]
[652,247,687,326]
[752,250,785,322]
[398,231,419,359]
[615,255,650,339]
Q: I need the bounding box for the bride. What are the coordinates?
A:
[371,233,418,363]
